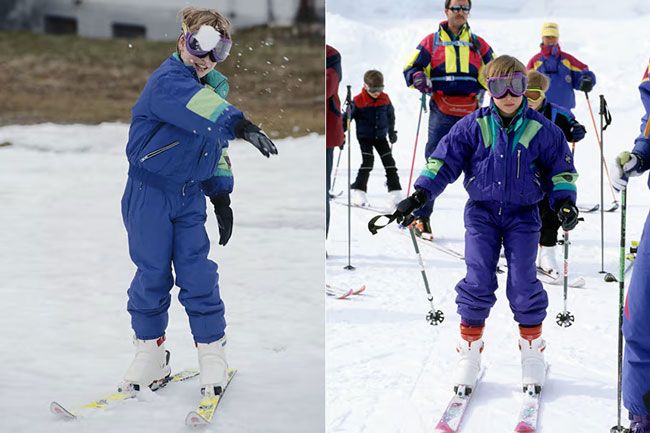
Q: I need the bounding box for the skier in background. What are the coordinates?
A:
[403,0,494,239]
[345,69,403,208]
[121,7,277,397]
[326,44,344,237]
[527,22,596,112]
[525,70,587,279]
[395,55,579,394]
[612,59,650,433]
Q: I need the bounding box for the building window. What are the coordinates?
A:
[112,23,146,39]
[44,15,77,35]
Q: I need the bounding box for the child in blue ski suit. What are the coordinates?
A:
[121,7,277,396]
[613,58,650,433]
[395,55,579,393]
[525,70,587,277]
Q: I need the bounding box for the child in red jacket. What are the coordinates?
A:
[345,70,402,208]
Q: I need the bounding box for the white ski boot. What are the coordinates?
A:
[198,336,228,396]
[350,189,369,207]
[388,190,403,209]
[519,335,547,392]
[452,338,484,396]
[123,336,171,391]
[538,245,560,280]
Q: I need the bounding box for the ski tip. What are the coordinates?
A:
[433,421,455,433]
[514,421,536,433]
[50,401,76,420]
[185,411,210,427]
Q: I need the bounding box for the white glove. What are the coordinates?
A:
[612,151,642,192]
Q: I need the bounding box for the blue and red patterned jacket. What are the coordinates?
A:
[527,44,596,111]
[414,101,578,209]
[345,88,395,141]
[633,59,650,185]
[404,21,494,116]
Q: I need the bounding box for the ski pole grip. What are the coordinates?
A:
[346,85,352,104]
[600,94,612,128]
[368,213,399,235]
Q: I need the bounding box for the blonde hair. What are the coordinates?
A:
[179,7,231,39]
[526,70,550,92]
[483,55,526,80]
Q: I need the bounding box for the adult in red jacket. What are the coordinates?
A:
[403,0,494,239]
[326,45,344,237]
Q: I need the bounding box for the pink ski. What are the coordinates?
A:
[433,369,485,433]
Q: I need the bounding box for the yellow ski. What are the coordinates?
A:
[50,368,199,420]
[185,369,237,427]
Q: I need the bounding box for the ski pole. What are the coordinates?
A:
[586,93,616,277]
[611,187,628,433]
[344,85,355,271]
[329,145,343,197]
[555,230,575,327]
[407,93,443,325]
[369,93,443,325]
[406,93,428,195]
[585,93,616,203]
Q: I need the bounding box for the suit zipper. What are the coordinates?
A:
[140,140,180,163]
[517,149,521,179]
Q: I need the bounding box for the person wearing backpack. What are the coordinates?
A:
[403,0,495,239]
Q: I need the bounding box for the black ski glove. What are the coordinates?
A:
[234,119,278,158]
[556,200,579,231]
[578,76,594,93]
[388,130,398,144]
[569,124,586,142]
[394,189,428,225]
[210,194,233,246]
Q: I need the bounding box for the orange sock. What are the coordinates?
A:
[460,324,484,342]
[519,324,542,342]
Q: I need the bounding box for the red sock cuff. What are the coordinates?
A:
[519,324,542,341]
[460,323,484,342]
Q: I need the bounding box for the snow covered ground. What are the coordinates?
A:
[326,1,650,432]
[0,124,324,432]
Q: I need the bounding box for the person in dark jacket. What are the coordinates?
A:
[395,55,579,394]
[525,70,587,278]
[120,7,277,397]
[403,0,495,239]
[345,70,402,208]
[527,22,596,112]
[326,45,344,237]
[613,58,650,433]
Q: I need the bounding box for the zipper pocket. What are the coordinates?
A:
[140,140,180,163]
[516,149,521,179]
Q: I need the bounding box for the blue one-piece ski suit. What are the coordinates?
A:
[623,59,650,417]
[413,101,578,325]
[122,53,243,344]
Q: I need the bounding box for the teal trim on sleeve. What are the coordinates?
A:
[420,158,444,180]
[186,88,230,122]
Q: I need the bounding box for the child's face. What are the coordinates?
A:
[491,92,523,118]
[178,35,217,78]
[364,83,383,98]
[526,89,545,111]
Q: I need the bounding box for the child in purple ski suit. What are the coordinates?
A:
[612,58,650,433]
[395,55,579,394]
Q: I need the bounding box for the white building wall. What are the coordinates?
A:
[32,0,321,40]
